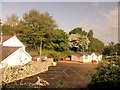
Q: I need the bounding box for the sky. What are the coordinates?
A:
[0,1,119,45]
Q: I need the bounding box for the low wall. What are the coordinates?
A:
[2,58,53,83]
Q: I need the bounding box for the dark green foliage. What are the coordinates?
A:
[23,9,57,31]
[87,30,104,53]
[2,25,15,35]
[87,30,93,38]
[103,42,120,56]
[56,80,64,88]
[43,29,69,52]
[69,27,87,35]
[90,56,120,89]
[88,38,104,53]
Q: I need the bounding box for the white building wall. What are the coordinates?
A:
[1,48,32,67]
[3,36,25,50]
[20,49,32,65]
[2,49,21,67]
[91,53,97,60]
[83,55,92,63]
[71,53,102,63]
[97,55,102,62]
[91,53,102,62]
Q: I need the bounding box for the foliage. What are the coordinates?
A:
[90,56,120,89]
[23,9,57,31]
[42,50,73,62]
[2,25,15,35]
[2,9,70,56]
[69,27,87,36]
[3,13,19,27]
[69,28,90,52]
[87,30,93,38]
[103,42,120,56]
[69,34,90,52]
[88,38,104,53]
[69,28,104,53]
[43,29,69,52]
[56,80,64,88]
[2,82,41,89]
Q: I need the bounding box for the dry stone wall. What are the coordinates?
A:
[2,58,53,83]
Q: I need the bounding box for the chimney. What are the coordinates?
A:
[13,32,16,36]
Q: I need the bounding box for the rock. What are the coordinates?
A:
[52,62,57,66]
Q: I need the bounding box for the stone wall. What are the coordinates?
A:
[2,58,53,83]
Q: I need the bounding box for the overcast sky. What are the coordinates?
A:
[0,1,119,45]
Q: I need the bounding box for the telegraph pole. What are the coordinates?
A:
[40,38,42,60]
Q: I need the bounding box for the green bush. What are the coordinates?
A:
[90,56,120,89]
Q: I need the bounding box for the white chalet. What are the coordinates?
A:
[2,35,25,50]
[71,52,102,63]
[0,35,32,68]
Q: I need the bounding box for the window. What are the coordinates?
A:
[85,55,88,59]
[96,56,99,59]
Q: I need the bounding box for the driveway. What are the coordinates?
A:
[15,61,98,88]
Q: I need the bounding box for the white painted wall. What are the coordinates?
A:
[20,49,32,65]
[97,55,102,62]
[83,55,92,63]
[3,36,25,50]
[71,55,83,62]
[91,53,102,62]
[1,48,32,67]
[77,53,102,63]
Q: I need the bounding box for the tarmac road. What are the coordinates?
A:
[15,61,98,88]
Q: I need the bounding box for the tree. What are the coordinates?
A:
[69,27,87,35]
[69,27,104,53]
[103,42,120,56]
[43,29,69,52]
[69,34,90,52]
[115,43,120,55]
[22,9,58,31]
[10,9,57,49]
[10,9,70,55]
[2,25,15,35]
[4,13,19,27]
[87,29,104,53]
[88,38,104,53]
[90,56,120,89]
[87,30,93,38]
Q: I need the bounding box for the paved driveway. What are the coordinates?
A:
[16,61,98,88]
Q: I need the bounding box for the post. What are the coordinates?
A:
[40,38,42,60]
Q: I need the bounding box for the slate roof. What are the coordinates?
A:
[2,35,12,42]
[0,46,19,61]
[79,52,93,55]
[72,52,102,57]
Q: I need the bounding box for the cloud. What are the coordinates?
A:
[78,8,118,45]
[102,8,118,44]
